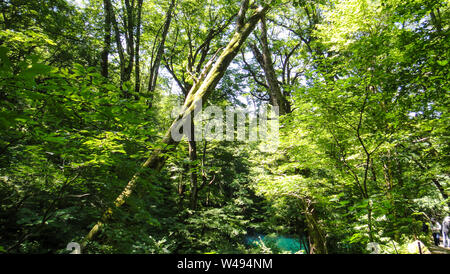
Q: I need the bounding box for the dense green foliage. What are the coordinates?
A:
[0,0,448,254]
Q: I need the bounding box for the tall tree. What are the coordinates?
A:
[251,15,291,115]
[134,0,144,94]
[146,0,176,107]
[162,0,235,209]
[100,0,112,78]
[106,0,143,96]
[82,0,273,247]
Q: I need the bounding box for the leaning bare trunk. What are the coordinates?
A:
[303,200,327,254]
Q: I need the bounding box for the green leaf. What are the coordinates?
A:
[437,60,448,66]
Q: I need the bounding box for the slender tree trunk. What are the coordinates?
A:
[178,166,186,209]
[107,0,126,90]
[81,2,271,248]
[367,201,374,243]
[123,0,134,85]
[182,81,199,210]
[107,0,138,96]
[189,115,198,210]
[101,0,112,79]
[430,179,447,206]
[254,15,291,115]
[147,0,176,107]
[134,0,143,96]
[409,155,450,207]
[430,9,442,34]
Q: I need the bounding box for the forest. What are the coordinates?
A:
[0,0,448,254]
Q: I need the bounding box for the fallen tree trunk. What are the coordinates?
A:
[81,1,271,248]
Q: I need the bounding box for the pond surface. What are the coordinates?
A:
[245,234,308,254]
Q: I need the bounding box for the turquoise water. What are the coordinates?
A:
[245,234,308,254]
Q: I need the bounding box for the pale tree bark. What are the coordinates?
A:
[81,1,272,248]
[164,9,234,210]
[303,200,328,254]
[147,0,176,107]
[289,193,327,254]
[251,15,291,115]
